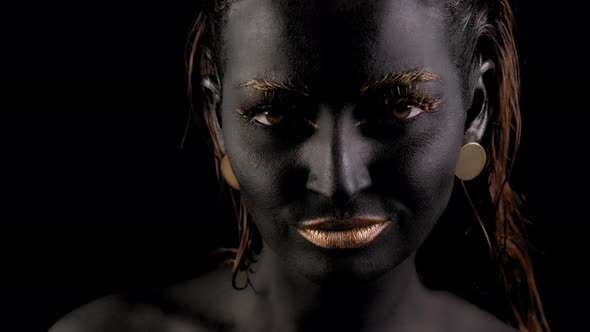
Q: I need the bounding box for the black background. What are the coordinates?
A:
[1,1,588,331]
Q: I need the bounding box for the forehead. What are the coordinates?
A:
[222,0,455,95]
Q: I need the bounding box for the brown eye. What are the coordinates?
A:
[389,104,423,120]
[265,111,285,125]
[391,104,411,119]
[254,109,286,126]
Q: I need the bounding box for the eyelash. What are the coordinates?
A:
[237,94,315,129]
[382,86,441,112]
[237,86,440,129]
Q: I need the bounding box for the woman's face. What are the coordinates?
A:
[220,0,468,282]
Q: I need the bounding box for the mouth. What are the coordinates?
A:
[296,217,390,249]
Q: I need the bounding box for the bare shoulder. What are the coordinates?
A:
[163,264,242,327]
[432,291,519,332]
[49,266,239,332]
[48,293,169,332]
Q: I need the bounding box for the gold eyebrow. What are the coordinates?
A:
[360,70,440,95]
[242,79,310,97]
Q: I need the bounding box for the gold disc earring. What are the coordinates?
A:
[221,155,240,190]
[455,142,487,181]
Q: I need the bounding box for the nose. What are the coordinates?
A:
[305,104,372,208]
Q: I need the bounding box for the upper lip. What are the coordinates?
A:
[297,216,388,231]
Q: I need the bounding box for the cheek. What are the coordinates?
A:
[222,116,293,216]
[403,116,463,216]
[410,143,457,213]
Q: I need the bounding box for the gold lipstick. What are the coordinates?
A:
[297,217,389,249]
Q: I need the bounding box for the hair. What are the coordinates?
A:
[185,1,550,331]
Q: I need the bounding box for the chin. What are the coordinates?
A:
[286,228,414,286]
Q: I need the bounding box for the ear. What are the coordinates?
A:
[464,58,494,145]
[201,73,226,156]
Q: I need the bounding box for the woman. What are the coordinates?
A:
[51,0,550,331]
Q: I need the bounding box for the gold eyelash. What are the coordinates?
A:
[385,86,442,111]
[360,70,440,95]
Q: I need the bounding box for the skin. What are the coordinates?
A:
[221,0,464,284]
[50,0,518,331]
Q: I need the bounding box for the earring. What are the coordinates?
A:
[455,142,487,181]
[221,155,240,190]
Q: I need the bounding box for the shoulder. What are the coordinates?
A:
[49,266,239,332]
[431,291,519,332]
[48,294,168,332]
[163,264,243,327]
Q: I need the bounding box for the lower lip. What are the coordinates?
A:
[297,221,390,249]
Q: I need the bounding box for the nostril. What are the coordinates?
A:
[309,174,318,183]
[306,172,332,198]
[306,169,372,210]
[305,158,373,206]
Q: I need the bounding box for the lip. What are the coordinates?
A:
[296,217,390,249]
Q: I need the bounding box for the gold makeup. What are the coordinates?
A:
[360,69,439,95]
[297,217,389,249]
[243,79,310,97]
[235,69,442,129]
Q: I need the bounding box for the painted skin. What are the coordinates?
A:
[221,0,467,283]
[49,0,518,331]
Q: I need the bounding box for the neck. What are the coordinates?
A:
[248,245,431,331]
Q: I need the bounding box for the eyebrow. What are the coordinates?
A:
[241,79,310,97]
[360,69,440,95]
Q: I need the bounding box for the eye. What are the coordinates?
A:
[246,101,317,131]
[387,103,424,120]
[253,108,287,126]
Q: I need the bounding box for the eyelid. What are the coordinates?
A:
[237,87,440,130]
[237,96,319,130]
[354,86,440,127]
[252,111,279,127]
[237,89,304,114]
[236,96,276,118]
[382,85,441,111]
